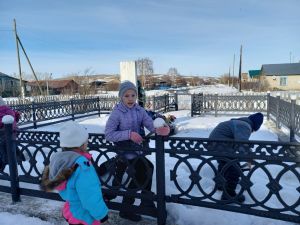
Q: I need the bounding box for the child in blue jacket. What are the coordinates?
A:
[41,121,108,225]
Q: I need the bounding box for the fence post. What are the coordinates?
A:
[174,92,178,111]
[290,96,296,142]
[152,96,155,112]
[155,135,167,225]
[191,94,194,117]
[267,92,270,120]
[2,115,20,202]
[214,93,218,117]
[276,94,281,129]
[70,98,75,121]
[31,100,37,129]
[164,94,167,112]
[97,97,101,117]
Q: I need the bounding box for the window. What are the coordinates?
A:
[280,76,287,86]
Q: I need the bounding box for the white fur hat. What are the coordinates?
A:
[59,121,89,148]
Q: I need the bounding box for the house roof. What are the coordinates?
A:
[28,79,78,89]
[248,70,261,78]
[0,72,20,81]
[261,63,300,76]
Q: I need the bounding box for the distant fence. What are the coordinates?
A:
[1,123,300,224]
[191,93,300,142]
[8,92,300,142]
[11,97,105,129]
[268,95,300,142]
[9,94,177,129]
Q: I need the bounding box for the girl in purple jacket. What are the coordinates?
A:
[105,81,169,222]
[0,97,24,172]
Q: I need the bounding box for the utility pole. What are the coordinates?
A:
[228,66,231,86]
[232,54,235,87]
[14,19,43,96]
[13,19,25,98]
[238,45,243,92]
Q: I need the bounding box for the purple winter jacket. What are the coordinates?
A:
[0,105,20,131]
[105,102,155,158]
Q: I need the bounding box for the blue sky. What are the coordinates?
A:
[0,0,299,78]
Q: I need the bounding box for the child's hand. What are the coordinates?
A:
[156,125,170,136]
[130,132,143,144]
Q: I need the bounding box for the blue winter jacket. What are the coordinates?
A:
[43,151,108,225]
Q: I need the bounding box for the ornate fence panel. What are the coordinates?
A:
[72,98,99,115]
[98,96,119,113]
[278,99,291,129]
[1,127,300,224]
[165,136,300,223]
[295,104,300,138]
[151,95,169,113]
[191,93,204,117]
[268,96,278,121]
[11,103,33,124]
[33,101,72,122]
[200,94,267,116]
[2,130,160,220]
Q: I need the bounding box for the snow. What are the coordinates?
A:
[0,212,53,225]
[2,115,14,124]
[0,85,297,225]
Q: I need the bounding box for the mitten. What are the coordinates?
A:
[130,131,143,144]
[15,111,21,122]
[156,126,170,136]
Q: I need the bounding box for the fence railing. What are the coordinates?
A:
[10,94,177,129]
[191,93,300,142]
[1,123,300,224]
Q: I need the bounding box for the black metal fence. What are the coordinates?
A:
[200,93,268,116]
[10,97,118,129]
[1,123,300,224]
[268,95,300,142]
[191,93,300,142]
[10,94,177,129]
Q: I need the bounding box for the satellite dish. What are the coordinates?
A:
[272,75,276,80]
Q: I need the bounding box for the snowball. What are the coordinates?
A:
[153,118,166,128]
[2,115,14,124]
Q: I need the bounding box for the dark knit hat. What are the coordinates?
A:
[248,112,264,131]
[118,80,137,98]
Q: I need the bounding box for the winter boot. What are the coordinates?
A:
[119,196,142,222]
[140,191,156,209]
[119,211,142,222]
[221,189,245,203]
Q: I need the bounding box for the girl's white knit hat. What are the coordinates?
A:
[59,121,89,148]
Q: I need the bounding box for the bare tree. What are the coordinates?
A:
[167,67,179,87]
[71,67,95,95]
[136,58,154,89]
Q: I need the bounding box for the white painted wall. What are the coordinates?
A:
[120,61,137,86]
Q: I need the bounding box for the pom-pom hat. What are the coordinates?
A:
[248,112,264,131]
[118,80,137,98]
[59,121,89,148]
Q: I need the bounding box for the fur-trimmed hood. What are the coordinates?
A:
[40,151,81,191]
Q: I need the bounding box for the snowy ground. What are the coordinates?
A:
[1,109,298,225]
[1,85,298,225]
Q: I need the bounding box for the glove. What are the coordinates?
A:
[156,126,170,136]
[130,131,143,144]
